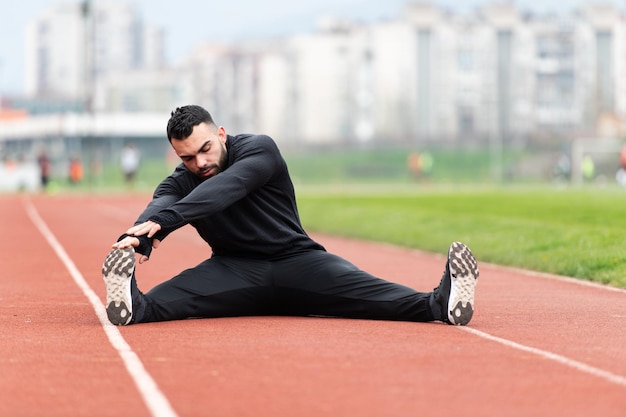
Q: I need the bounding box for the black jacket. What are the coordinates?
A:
[134,134,325,259]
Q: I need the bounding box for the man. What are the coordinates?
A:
[120,142,140,189]
[102,105,478,326]
[37,150,51,191]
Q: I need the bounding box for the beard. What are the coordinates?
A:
[197,143,228,179]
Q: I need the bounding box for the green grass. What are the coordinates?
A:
[296,185,626,289]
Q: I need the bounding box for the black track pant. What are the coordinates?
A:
[130,250,436,324]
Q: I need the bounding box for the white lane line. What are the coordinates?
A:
[24,199,178,417]
[461,326,626,389]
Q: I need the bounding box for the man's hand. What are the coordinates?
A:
[111,221,162,264]
[126,220,162,239]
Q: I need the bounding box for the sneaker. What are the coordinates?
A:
[102,247,135,325]
[431,242,479,325]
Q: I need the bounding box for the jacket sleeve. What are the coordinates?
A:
[124,168,189,249]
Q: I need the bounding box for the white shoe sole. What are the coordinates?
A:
[447,242,479,325]
[102,247,135,326]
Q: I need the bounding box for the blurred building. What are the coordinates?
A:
[11,1,626,146]
[174,2,625,146]
[24,0,168,111]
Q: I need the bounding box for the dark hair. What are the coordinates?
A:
[166,105,215,141]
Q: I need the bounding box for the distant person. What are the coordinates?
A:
[37,150,51,191]
[616,168,626,187]
[120,143,140,188]
[420,152,434,180]
[617,145,626,187]
[553,152,571,183]
[3,154,16,170]
[101,105,479,327]
[582,155,595,182]
[407,151,422,180]
[408,151,434,182]
[69,156,84,184]
[620,144,626,171]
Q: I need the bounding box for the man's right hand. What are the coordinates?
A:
[111,235,160,264]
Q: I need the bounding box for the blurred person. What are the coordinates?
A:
[407,151,422,180]
[616,168,626,187]
[408,151,433,182]
[69,156,84,184]
[617,145,626,187]
[420,152,434,180]
[37,150,51,191]
[120,142,140,189]
[553,152,571,183]
[102,105,479,327]
[4,154,16,170]
[582,155,595,183]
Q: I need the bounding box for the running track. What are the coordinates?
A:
[2,194,626,417]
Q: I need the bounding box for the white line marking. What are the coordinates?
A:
[24,199,178,417]
[461,326,626,388]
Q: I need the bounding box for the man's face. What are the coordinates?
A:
[171,122,228,179]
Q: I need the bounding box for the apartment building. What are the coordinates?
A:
[24,1,166,110]
[21,1,626,145]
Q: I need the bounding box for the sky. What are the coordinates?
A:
[0,0,623,96]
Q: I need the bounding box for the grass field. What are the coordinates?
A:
[296,185,626,289]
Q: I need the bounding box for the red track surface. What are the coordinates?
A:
[2,194,626,416]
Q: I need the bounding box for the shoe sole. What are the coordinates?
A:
[447,242,479,325]
[102,247,135,326]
